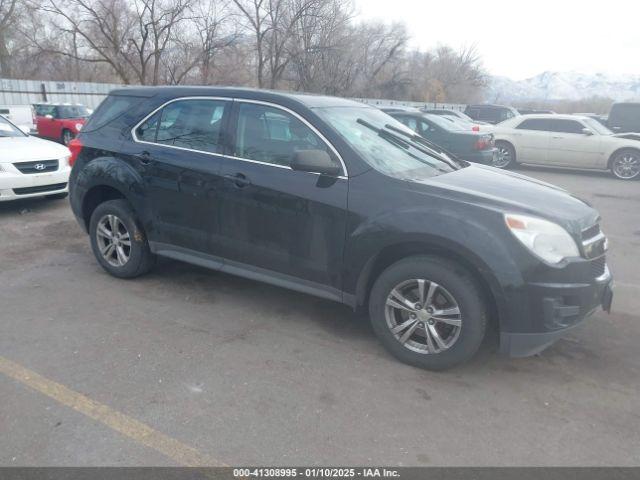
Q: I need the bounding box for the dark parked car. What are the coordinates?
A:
[464,104,520,124]
[422,108,487,125]
[517,108,555,115]
[68,87,613,370]
[383,109,498,165]
[607,102,640,133]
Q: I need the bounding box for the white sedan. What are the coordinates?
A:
[0,115,71,201]
[491,114,640,180]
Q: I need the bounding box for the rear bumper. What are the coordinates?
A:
[462,148,497,165]
[500,265,613,357]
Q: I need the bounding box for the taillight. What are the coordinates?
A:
[472,125,480,132]
[68,138,83,166]
[474,136,491,150]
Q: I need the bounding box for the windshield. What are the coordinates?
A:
[0,115,26,138]
[315,106,460,179]
[583,118,613,135]
[58,105,90,119]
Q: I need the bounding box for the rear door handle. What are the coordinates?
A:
[224,173,251,188]
[135,151,152,165]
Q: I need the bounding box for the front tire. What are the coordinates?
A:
[89,199,155,278]
[369,256,487,370]
[610,149,640,180]
[494,141,516,169]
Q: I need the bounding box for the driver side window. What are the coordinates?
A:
[234,103,329,167]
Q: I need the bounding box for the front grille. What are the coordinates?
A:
[13,182,67,195]
[581,223,607,259]
[13,159,59,174]
[590,255,606,278]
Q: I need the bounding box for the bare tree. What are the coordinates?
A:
[7,0,489,103]
[0,0,20,76]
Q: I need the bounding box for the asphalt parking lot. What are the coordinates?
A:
[1,166,639,466]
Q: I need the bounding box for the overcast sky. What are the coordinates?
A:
[355,0,640,80]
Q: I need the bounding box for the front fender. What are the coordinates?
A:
[345,205,528,333]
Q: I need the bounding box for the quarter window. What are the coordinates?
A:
[234,103,330,167]
[136,99,228,154]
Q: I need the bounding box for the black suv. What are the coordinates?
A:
[607,102,640,133]
[68,87,613,370]
[464,104,520,124]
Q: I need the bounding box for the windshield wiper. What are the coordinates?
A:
[356,118,452,173]
[383,124,466,168]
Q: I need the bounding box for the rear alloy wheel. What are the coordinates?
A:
[61,129,74,146]
[493,142,515,169]
[96,214,131,267]
[89,199,155,278]
[610,151,640,180]
[369,256,487,370]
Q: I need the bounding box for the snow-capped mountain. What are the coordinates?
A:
[486,71,640,102]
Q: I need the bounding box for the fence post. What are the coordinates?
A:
[40,83,47,102]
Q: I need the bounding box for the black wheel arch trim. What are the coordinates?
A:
[71,155,148,232]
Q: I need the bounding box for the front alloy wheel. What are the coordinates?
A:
[368,256,487,370]
[385,279,462,354]
[611,151,640,180]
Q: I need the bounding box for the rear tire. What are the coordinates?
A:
[89,199,155,278]
[368,256,487,370]
[494,141,516,169]
[61,129,74,146]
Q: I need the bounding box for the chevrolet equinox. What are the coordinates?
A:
[68,87,613,370]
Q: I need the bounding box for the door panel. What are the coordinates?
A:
[546,119,603,168]
[514,130,550,164]
[218,101,348,290]
[125,98,232,253]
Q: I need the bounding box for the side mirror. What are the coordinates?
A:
[291,150,341,176]
[45,114,53,120]
[582,128,594,136]
[19,125,30,135]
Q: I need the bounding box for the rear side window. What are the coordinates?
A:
[233,103,329,167]
[83,95,144,132]
[396,115,419,132]
[516,119,552,131]
[135,99,229,154]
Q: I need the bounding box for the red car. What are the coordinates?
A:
[34,103,90,145]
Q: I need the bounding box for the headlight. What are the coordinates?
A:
[75,123,83,131]
[504,213,579,265]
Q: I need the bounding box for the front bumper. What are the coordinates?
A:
[500,264,613,357]
[0,166,71,201]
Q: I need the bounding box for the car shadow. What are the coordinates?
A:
[0,196,68,218]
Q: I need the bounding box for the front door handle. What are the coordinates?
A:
[224,173,251,188]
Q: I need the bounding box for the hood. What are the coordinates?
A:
[0,136,70,163]
[611,132,640,141]
[410,164,598,233]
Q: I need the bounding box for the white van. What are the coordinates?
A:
[0,105,37,134]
